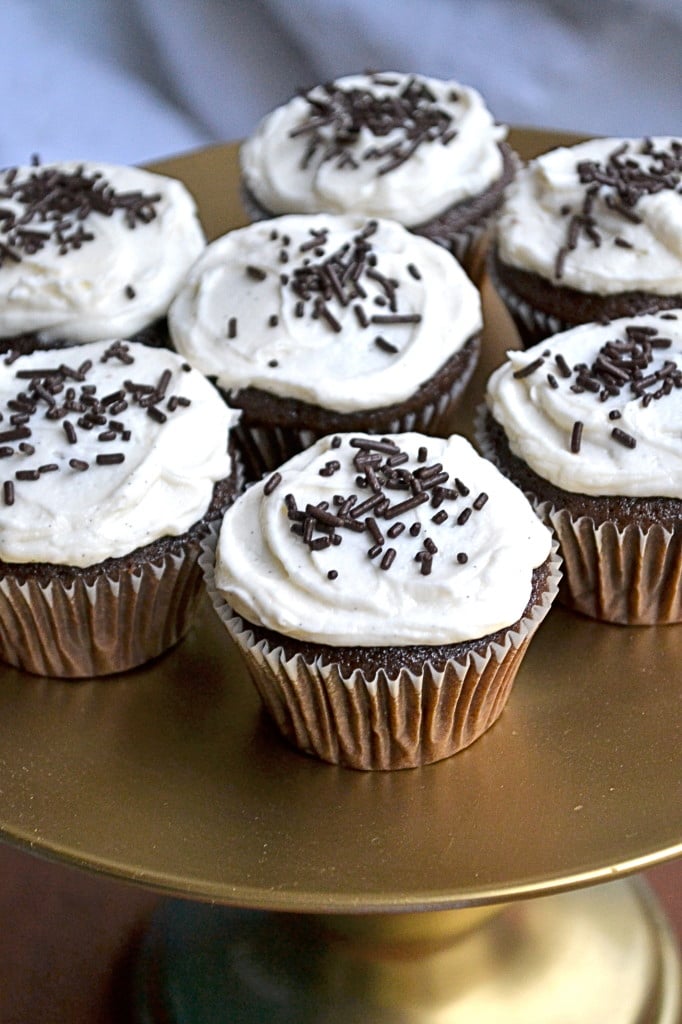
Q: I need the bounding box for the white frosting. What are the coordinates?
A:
[495,137,682,296]
[486,311,682,497]
[215,432,552,646]
[169,214,482,413]
[0,161,206,341]
[0,340,238,567]
[240,72,507,227]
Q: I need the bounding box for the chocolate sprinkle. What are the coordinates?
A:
[282,436,487,576]
[0,163,162,267]
[611,426,637,449]
[267,221,422,342]
[554,139,682,279]
[290,75,457,176]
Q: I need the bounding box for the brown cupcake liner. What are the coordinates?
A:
[200,535,561,770]
[229,363,478,481]
[413,216,491,278]
[526,503,682,625]
[475,405,682,625]
[0,520,223,679]
[486,255,571,348]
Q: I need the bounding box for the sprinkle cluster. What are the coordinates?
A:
[290,74,458,175]
[0,342,192,507]
[512,316,681,454]
[230,220,423,361]
[0,160,162,268]
[554,139,682,279]
[263,436,489,579]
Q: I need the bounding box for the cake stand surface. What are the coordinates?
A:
[0,130,679,1022]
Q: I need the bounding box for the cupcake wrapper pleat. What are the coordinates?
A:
[487,257,571,348]
[200,536,561,770]
[0,534,212,678]
[536,503,682,625]
[413,218,489,276]
[474,405,682,625]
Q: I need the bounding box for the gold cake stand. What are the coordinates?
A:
[0,131,679,1022]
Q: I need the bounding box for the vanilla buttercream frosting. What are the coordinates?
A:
[0,160,206,342]
[0,339,238,567]
[169,213,482,413]
[495,137,682,296]
[215,431,552,646]
[240,72,507,227]
[485,311,682,497]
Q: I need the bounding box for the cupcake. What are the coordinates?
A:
[203,430,559,770]
[0,159,206,354]
[239,71,516,271]
[169,213,482,480]
[478,310,682,624]
[489,136,682,348]
[0,338,239,677]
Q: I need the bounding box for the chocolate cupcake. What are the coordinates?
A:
[240,71,516,272]
[169,213,482,479]
[202,431,559,770]
[0,339,240,677]
[478,310,682,624]
[0,159,206,355]
[489,137,682,348]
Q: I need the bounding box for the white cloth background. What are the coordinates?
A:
[1,0,680,167]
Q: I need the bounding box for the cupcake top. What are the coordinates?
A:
[495,137,682,296]
[0,160,206,342]
[485,310,682,498]
[240,72,507,227]
[215,431,552,646]
[0,339,238,567]
[169,213,482,413]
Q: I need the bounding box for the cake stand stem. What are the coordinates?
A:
[131,877,680,1023]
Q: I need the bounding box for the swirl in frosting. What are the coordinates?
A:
[485,311,682,497]
[215,431,552,646]
[0,161,206,342]
[240,72,507,226]
[169,213,482,413]
[0,339,238,566]
[495,137,682,296]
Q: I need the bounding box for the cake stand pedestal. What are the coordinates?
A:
[130,880,679,1023]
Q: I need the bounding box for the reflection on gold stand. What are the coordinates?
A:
[132,881,679,1023]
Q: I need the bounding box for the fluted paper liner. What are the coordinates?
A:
[200,535,561,770]
[486,254,570,349]
[475,405,682,625]
[0,527,218,679]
